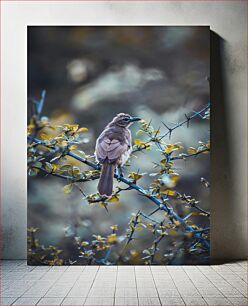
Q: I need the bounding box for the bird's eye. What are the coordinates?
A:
[124,118,129,121]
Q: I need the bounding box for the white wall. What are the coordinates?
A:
[1,1,247,260]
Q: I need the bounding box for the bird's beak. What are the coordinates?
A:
[129,117,141,122]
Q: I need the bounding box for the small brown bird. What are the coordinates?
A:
[95,113,141,196]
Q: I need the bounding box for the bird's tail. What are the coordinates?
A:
[98,161,115,196]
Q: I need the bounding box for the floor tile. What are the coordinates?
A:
[66,266,85,272]
[2,289,29,298]
[61,297,86,305]
[115,287,137,298]
[44,285,72,297]
[204,297,232,305]
[197,287,224,297]
[160,297,185,305]
[182,297,207,305]
[116,283,136,288]
[137,287,158,297]
[88,287,115,298]
[157,288,180,297]
[138,297,161,305]
[115,297,138,305]
[0,297,17,306]
[22,284,53,297]
[84,297,114,305]
[12,297,40,305]
[217,286,244,297]
[228,297,248,305]
[37,297,64,305]
[67,285,91,297]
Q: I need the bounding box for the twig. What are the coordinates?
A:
[177,192,210,217]
[170,148,210,161]
[32,166,99,183]
[159,103,210,141]
[139,212,161,225]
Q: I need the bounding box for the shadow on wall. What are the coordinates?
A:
[210,31,246,263]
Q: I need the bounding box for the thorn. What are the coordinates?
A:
[154,127,161,138]
[162,121,170,131]
[148,207,160,216]
[185,114,190,128]
[160,122,173,140]
[147,119,152,127]
[193,110,203,118]
[102,203,109,213]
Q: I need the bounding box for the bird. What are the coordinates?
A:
[95,113,141,196]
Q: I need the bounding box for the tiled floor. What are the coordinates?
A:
[0,260,247,306]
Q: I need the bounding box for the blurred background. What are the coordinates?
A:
[28,26,210,265]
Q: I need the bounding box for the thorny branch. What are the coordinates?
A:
[29,136,208,233]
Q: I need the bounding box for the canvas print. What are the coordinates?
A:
[27,26,210,265]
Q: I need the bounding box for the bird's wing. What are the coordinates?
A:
[107,142,128,162]
[95,138,107,161]
[96,137,128,163]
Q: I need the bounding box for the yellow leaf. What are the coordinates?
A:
[186,232,193,238]
[51,164,57,171]
[64,124,79,132]
[130,250,139,257]
[187,147,197,154]
[110,225,118,231]
[27,227,39,233]
[168,229,179,237]
[107,233,117,244]
[44,163,57,172]
[173,143,184,150]
[161,189,176,196]
[107,195,120,202]
[134,173,143,180]
[136,129,143,136]
[160,159,167,165]
[63,184,73,194]
[69,144,77,150]
[152,130,160,134]
[78,127,88,133]
[99,202,108,209]
[134,139,142,145]
[174,220,181,226]
[128,172,143,181]
[45,162,53,172]
[93,235,105,242]
[170,173,180,183]
[60,164,72,171]
[164,144,173,154]
[27,124,34,135]
[40,133,50,140]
